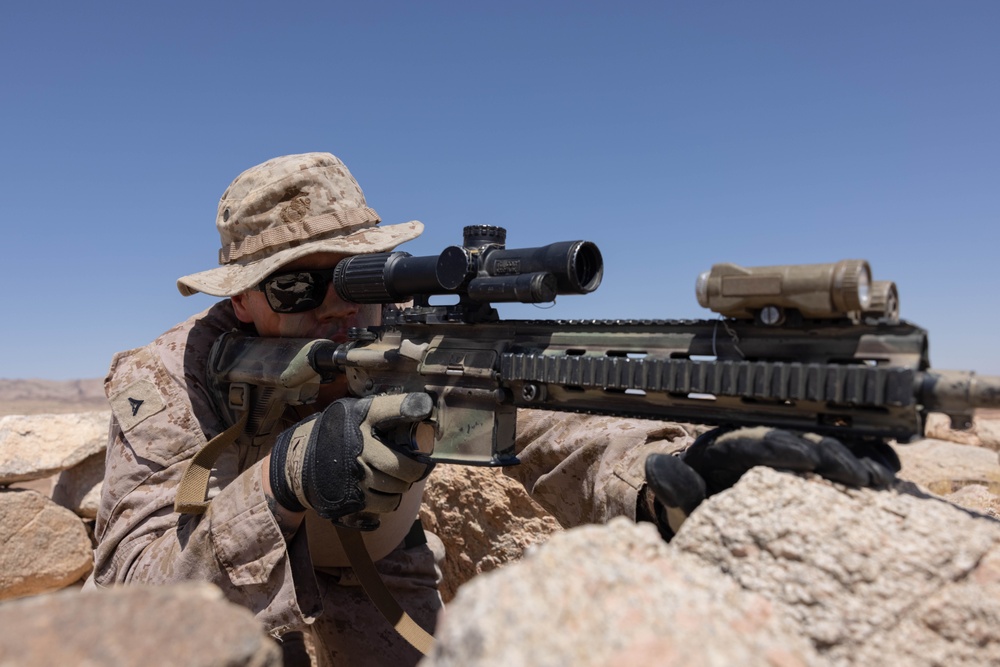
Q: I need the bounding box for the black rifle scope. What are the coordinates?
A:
[333,225,604,304]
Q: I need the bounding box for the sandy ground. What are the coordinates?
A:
[0,378,108,416]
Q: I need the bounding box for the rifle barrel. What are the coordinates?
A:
[919,370,1000,416]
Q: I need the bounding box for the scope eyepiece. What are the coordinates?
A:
[333,251,444,304]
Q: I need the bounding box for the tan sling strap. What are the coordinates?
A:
[173,409,434,655]
[334,525,435,656]
[175,410,249,514]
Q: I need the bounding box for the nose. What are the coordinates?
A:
[314,283,360,321]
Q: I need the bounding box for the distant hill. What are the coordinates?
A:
[0,378,108,416]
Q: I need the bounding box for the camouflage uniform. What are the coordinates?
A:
[89,301,692,665]
[90,152,694,666]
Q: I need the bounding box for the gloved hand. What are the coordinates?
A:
[640,426,900,540]
[268,393,435,524]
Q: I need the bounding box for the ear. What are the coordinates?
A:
[230,292,255,324]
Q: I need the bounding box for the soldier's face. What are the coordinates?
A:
[231,252,380,340]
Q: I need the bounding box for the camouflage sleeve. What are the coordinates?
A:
[91,420,321,637]
[504,410,697,528]
[91,327,322,638]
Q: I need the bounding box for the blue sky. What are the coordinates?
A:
[2,2,998,380]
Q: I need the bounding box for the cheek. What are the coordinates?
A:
[247,299,291,337]
[248,299,382,338]
[276,314,316,337]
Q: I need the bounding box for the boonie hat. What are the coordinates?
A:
[177,152,423,297]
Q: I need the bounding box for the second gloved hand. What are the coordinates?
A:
[641,426,900,539]
[269,393,436,523]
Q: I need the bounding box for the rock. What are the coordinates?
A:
[0,411,110,484]
[52,450,105,519]
[672,467,1000,665]
[0,489,93,600]
[943,484,1000,520]
[896,438,1000,496]
[419,465,562,601]
[895,437,1000,520]
[0,582,282,666]
[423,518,817,667]
[925,411,1000,450]
[979,420,1000,449]
[9,473,57,497]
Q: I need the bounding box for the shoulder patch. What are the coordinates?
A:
[110,379,167,432]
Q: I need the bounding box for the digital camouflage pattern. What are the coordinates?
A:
[89,299,693,665]
[176,152,423,298]
[511,410,694,527]
[90,302,441,664]
[91,303,320,635]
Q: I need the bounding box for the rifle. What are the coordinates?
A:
[207,225,1000,466]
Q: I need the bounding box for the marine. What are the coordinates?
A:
[88,152,896,666]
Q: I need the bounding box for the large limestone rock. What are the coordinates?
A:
[895,438,1000,496]
[0,582,282,666]
[0,489,93,600]
[52,450,105,519]
[895,437,1000,517]
[925,410,1000,450]
[672,467,1000,665]
[425,468,1000,666]
[942,483,1000,519]
[423,518,818,667]
[420,465,562,601]
[0,410,110,484]
[416,434,1000,605]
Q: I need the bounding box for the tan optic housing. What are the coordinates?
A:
[863,280,900,323]
[695,260,872,322]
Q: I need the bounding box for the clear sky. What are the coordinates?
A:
[2,1,998,380]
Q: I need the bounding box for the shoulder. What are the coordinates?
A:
[104,302,241,463]
[106,301,239,396]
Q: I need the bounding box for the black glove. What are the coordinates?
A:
[641,426,900,540]
[269,393,435,523]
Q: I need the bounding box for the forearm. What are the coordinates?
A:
[506,410,696,527]
[260,454,307,540]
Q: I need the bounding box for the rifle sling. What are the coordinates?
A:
[335,525,436,656]
[173,410,435,655]
[175,410,249,514]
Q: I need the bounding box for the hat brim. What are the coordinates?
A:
[176,220,423,297]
